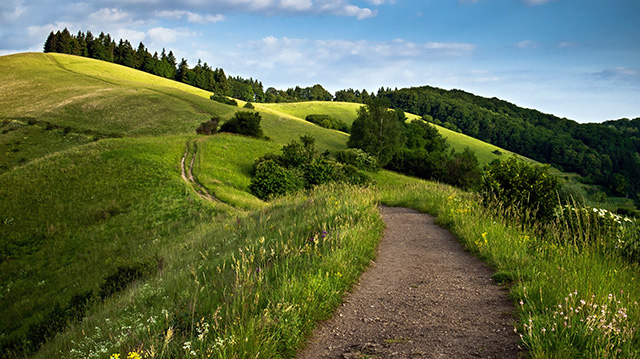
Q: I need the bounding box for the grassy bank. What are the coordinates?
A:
[376,177,640,358]
[35,185,384,358]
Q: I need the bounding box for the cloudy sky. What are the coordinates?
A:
[1,0,639,123]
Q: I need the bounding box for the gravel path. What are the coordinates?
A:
[297,206,521,359]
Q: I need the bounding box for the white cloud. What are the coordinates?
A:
[279,0,312,11]
[242,36,476,71]
[1,2,25,21]
[156,10,224,23]
[147,27,194,44]
[27,21,75,40]
[112,29,147,45]
[523,0,552,5]
[515,40,539,49]
[595,67,640,85]
[89,8,130,23]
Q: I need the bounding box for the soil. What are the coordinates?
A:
[297,206,521,359]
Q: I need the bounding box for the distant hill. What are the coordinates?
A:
[377,86,640,202]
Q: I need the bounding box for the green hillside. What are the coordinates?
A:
[259,101,517,165]
[5,52,638,359]
[0,53,353,177]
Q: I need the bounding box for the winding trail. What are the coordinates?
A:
[180,140,220,203]
[298,206,520,359]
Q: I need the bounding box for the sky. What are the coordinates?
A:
[1,0,639,123]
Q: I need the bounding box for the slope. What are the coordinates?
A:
[0,53,349,174]
[259,101,517,165]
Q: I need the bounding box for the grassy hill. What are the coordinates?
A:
[3,52,638,358]
[0,54,525,351]
[258,101,517,165]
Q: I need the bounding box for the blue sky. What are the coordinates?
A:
[1,0,639,123]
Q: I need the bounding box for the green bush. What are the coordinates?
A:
[220,112,264,138]
[210,94,238,106]
[195,116,221,135]
[303,158,337,188]
[305,114,349,133]
[444,147,482,190]
[334,148,379,172]
[338,164,372,187]
[386,148,447,181]
[243,102,255,109]
[481,156,560,222]
[249,159,303,200]
[249,136,371,199]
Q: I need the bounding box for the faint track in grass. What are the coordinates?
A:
[180,139,221,204]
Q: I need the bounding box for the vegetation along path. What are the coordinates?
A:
[298,206,520,359]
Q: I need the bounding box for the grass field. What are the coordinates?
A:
[2,52,639,358]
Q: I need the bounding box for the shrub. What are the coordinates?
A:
[303,158,338,188]
[195,116,221,135]
[338,164,372,187]
[243,102,255,109]
[220,112,264,138]
[305,114,349,132]
[481,156,560,222]
[444,147,482,190]
[249,136,371,199]
[210,94,238,106]
[249,159,303,200]
[280,135,316,168]
[386,148,447,181]
[334,148,379,172]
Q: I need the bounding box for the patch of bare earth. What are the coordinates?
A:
[297,206,521,359]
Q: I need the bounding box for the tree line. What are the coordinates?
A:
[43,29,333,103]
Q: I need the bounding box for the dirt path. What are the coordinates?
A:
[297,206,520,359]
[180,140,220,203]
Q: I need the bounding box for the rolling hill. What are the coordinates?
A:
[2,51,640,359]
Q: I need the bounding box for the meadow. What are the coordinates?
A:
[1,52,639,358]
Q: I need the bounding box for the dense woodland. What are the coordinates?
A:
[43,29,640,203]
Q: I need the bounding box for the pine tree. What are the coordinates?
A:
[43,31,57,53]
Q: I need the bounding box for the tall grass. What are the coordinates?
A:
[0,135,230,355]
[35,185,384,358]
[376,175,640,358]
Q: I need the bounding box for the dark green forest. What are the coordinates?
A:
[43,29,640,204]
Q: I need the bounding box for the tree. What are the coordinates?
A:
[348,98,405,166]
[444,147,482,190]
[43,32,57,53]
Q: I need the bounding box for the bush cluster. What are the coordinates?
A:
[195,116,221,135]
[305,114,349,133]
[335,148,379,172]
[220,112,264,138]
[481,156,559,222]
[249,136,371,200]
[210,94,238,107]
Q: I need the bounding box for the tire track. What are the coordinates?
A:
[180,140,220,203]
